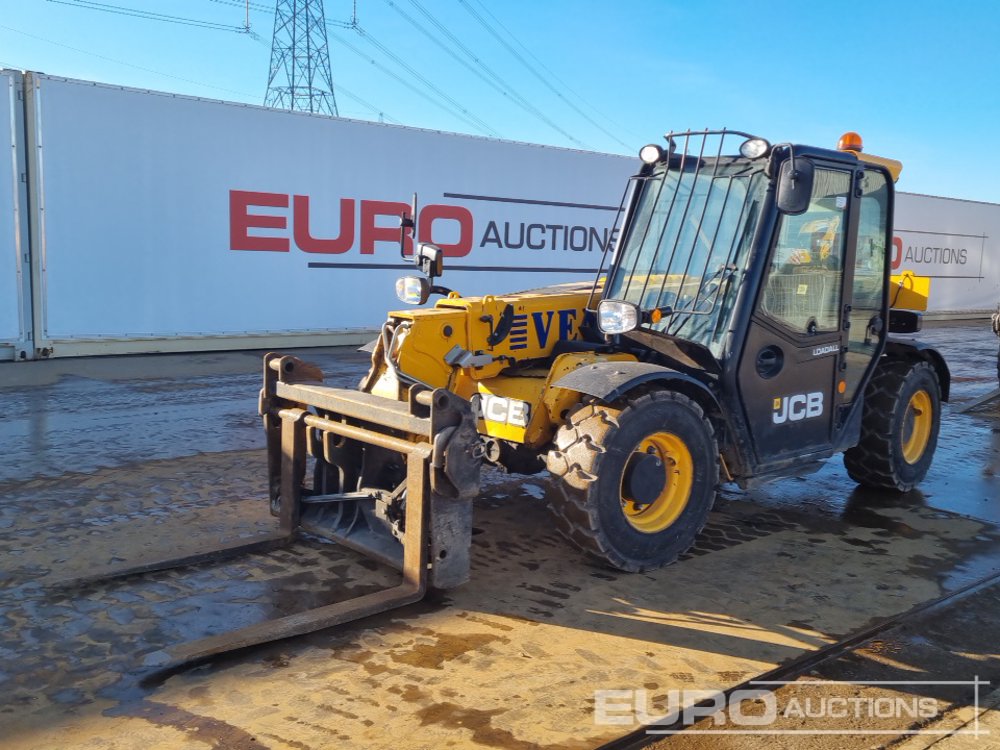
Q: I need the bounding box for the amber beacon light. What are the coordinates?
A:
[838,131,864,152]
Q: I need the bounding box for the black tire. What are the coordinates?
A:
[545,390,719,572]
[843,359,941,492]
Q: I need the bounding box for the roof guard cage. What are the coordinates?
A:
[588,129,769,333]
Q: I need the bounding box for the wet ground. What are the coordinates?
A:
[0,324,998,749]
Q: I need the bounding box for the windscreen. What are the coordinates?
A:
[605,157,767,357]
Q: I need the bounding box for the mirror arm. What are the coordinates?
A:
[399,192,418,259]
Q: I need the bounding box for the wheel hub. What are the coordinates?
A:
[901,389,932,465]
[620,432,694,534]
[624,451,666,506]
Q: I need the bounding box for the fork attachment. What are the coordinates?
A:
[142,354,482,669]
[260,352,482,590]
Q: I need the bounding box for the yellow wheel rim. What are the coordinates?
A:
[621,432,693,534]
[901,389,932,464]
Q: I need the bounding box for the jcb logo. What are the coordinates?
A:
[773,392,824,424]
[471,394,531,427]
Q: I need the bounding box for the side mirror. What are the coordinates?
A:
[776,158,815,215]
[414,242,444,279]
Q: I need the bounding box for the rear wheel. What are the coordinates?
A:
[843,359,941,491]
[545,390,719,572]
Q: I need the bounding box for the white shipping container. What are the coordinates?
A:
[16,72,1000,358]
[893,192,1000,312]
[0,70,31,360]
[26,74,633,356]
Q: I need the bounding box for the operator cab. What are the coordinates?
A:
[595,129,901,478]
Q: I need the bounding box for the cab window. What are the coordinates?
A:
[761,168,851,334]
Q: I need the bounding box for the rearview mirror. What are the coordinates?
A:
[776,158,815,215]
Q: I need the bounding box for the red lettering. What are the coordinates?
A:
[419,204,473,257]
[230,191,479,257]
[293,196,354,254]
[230,190,289,252]
[360,200,412,255]
[891,236,903,270]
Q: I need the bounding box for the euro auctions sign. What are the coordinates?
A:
[28,73,634,341]
[892,192,1000,311]
[231,191,473,256]
[228,190,623,261]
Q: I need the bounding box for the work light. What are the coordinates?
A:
[739,137,771,159]
[639,144,663,165]
[597,299,640,335]
[396,276,430,305]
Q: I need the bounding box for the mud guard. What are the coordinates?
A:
[552,360,720,408]
[885,338,951,402]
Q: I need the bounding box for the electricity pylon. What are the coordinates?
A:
[265,0,339,115]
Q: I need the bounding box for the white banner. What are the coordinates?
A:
[0,71,25,349]
[31,75,634,343]
[893,192,1000,311]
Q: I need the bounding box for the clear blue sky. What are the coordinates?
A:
[2,0,998,203]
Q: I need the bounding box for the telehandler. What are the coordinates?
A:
[135,129,950,666]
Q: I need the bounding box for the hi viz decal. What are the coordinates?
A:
[509,309,581,351]
[772,392,824,424]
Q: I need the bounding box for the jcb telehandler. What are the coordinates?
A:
[136,129,950,666]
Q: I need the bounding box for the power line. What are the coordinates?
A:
[40,1,400,125]
[46,0,249,33]
[206,0,356,29]
[0,22,258,99]
[244,32,398,124]
[336,88,400,124]
[327,25,500,137]
[325,30,495,136]
[350,23,500,137]
[388,0,586,147]
[457,0,635,152]
[212,1,504,139]
[45,0,503,138]
[470,0,641,146]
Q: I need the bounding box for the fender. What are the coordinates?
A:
[552,360,719,407]
[885,338,951,402]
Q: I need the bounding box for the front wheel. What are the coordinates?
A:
[545,391,719,572]
[844,359,941,491]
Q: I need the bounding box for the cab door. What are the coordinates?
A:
[839,168,891,407]
[736,163,856,466]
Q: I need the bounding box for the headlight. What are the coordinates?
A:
[597,299,640,335]
[639,143,663,165]
[395,275,430,305]
[739,137,771,159]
